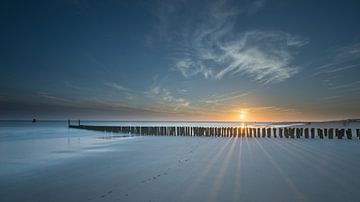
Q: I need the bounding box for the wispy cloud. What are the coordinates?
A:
[145,85,190,111]
[329,80,360,90]
[203,91,249,104]
[37,92,71,104]
[246,0,266,15]
[104,82,130,92]
[174,29,306,83]
[154,0,307,84]
[312,43,360,76]
[64,81,91,91]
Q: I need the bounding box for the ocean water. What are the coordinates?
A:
[0,121,114,177]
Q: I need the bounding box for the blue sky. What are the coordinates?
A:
[1,0,360,121]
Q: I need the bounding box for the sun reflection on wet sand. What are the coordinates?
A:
[253,138,307,201]
[208,137,237,202]
[182,137,233,200]
[233,137,243,201]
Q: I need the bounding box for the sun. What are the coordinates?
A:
[239,112,246,120]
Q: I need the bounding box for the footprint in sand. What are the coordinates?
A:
[99,190,113,198]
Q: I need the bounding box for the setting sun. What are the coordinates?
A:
[239,112,246,120]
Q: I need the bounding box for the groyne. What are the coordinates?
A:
[68,121,360,140]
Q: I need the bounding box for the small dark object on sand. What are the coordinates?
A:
[32,118,37,123]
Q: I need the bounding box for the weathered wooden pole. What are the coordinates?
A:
[318,128,324,139]
[339,129,345,139]
[328,128,333,139]
[304,128,309,138]
[78,120,80,126]
[279,128,283,138]
[273,128,277,138]
[290,128,295,138]
[267,128,271,138]
[284,128,288,138]
[346,129,352,139]
[357,129,360,139]
[310,128,315,138]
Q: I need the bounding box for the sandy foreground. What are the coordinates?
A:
[1,133,360,202]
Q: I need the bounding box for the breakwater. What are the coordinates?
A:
[68,121,360,140]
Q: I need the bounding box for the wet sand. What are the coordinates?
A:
[1,135,360,202]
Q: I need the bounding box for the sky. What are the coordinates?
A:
[1,0,360,121]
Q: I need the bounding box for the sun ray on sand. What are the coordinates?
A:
[233,137,244,201]
[182,137,233,199]
[245,135,253,158]
[265,138,351,188]
[253,138,307,201]
[207,137,238,202]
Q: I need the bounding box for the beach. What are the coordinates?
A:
[1,121,360,202]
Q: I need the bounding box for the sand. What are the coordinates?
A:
[2,133,360,202]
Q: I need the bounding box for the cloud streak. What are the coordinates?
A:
[156,0,308,84]
[203,91,249,104]
[104,82,130,92]
[312,43,360,77]
[146,85,190,111]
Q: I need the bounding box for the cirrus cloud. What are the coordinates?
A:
[155,0,308,84]
[175,30,307,83]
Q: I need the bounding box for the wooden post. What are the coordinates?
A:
[328,128,334,139]
[339,129,345,139]
[317,128,324,139]
[78,120,80,126]
[304,128,309,138]
[357,129,360,139]
[310,128,315,138]
[346,129,352,139]
[291,128,295,138]
[273,128,277,138]
[279,128,283,138]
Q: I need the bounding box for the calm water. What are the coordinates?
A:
[0,121,114,177]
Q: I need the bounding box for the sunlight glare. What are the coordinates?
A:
[240,112,246,120]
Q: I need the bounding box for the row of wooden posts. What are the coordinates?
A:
[68,121,360,140]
